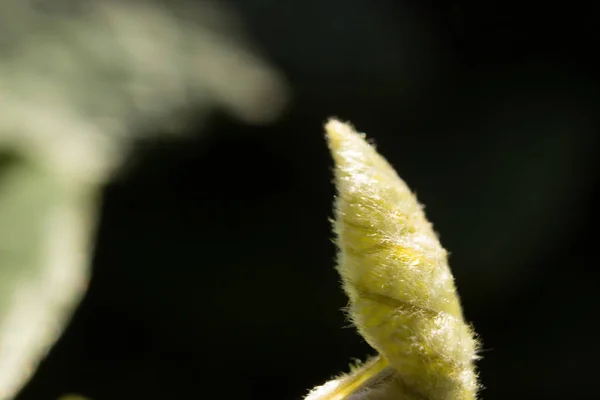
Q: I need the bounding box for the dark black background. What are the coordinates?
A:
[18,1,599,399]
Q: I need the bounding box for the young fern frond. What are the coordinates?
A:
[306,119,480,400]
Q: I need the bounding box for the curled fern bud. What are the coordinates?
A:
[308,119,480,400]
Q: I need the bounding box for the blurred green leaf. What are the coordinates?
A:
[0,154,99,400]
[0,1,288,398]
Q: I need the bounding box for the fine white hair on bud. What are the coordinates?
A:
[306,119,480,400]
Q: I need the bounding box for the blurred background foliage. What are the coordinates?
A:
[0,0,598,399]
